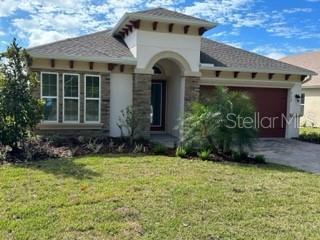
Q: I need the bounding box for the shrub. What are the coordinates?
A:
[85,138,103,154]
[153,143,167,155]
[117,106,142,145]
[0,39,43,149]
[197,149,211,160]
[232,151,249,163]
[182,86,256,154]
[0,145,10,162]
[176,146,187,158]
[299,132,320,144]
[133,143,144,153]
[254,155,266,164]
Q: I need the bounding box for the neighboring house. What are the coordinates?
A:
[28,8,315,139]
[281,52,320,127]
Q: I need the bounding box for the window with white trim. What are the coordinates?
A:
[85,75,100,123]
[301,93,305,116]
[41,72,58,122]
[63,73,80,122]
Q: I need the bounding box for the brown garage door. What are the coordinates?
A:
[200,86,288,138]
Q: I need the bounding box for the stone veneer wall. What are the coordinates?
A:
[133,73,152,139]
[32,69,110,137]
[184,76,200,110]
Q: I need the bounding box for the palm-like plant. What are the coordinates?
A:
[182,86,256,153]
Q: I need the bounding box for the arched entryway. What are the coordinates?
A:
[150,58,184,137]
[132,51,200,141]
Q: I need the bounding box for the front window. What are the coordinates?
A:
[63,73,80,122]
[85,75,100,123]
[41,72,58,122]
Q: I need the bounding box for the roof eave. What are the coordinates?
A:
[199,65,315,76]
[29,53,137,65]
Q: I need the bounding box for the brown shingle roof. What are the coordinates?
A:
[201,38,315,75]
[28,22,316,76]
[28,30,134,61]
[281,52,320,87]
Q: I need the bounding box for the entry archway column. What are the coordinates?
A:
[184,76,200,111]
[133,72,152,139]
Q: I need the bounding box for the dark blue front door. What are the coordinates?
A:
[151,80,166,131]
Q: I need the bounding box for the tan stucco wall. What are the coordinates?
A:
[301,88,320,127]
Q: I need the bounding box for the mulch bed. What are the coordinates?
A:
[0,136,154,163]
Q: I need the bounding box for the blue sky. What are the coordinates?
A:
[0,0,319,59]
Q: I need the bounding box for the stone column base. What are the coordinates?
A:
[133,73,152,139]
[184,76,200,111]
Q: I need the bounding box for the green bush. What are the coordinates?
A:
[232,151,249,163]
[176,146,187,158]
[254,155,266,164]
[0,39,43,149]
[299,132,320,144]
[197,149,211,160]
[153,143,167,155]
[182,86,256,154]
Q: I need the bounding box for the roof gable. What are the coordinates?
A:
[133,7,213,25]
[111,7,215,36]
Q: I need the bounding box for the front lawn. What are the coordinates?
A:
[1,156,320,239]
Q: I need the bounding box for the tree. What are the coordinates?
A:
[182,86,256,153]
[0,39,43,149]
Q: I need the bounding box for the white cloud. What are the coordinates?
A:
[183,0,256,26]
[265,52,286,60]
[223,41,243,48]
[252,44,314,59]
[27,29,73,47]
[0,31,5,36]
[283,8,312,14]
[6,0,186,46]
[9,0,109,46]
[2,0,320,48]
[0,0,19,17]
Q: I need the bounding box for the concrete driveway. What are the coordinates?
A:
[252,139,320,174]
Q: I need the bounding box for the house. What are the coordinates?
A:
[27,7,316,139]
[281,52,320,127]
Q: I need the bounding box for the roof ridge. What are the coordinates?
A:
[27,29,112,51]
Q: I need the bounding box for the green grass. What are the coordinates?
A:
[300,127,320,135]
[1,155,320,239]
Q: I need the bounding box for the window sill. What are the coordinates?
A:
[37,123,104,130]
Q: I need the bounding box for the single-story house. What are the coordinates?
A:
[281,52,320,127]
[27,7,316,139]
